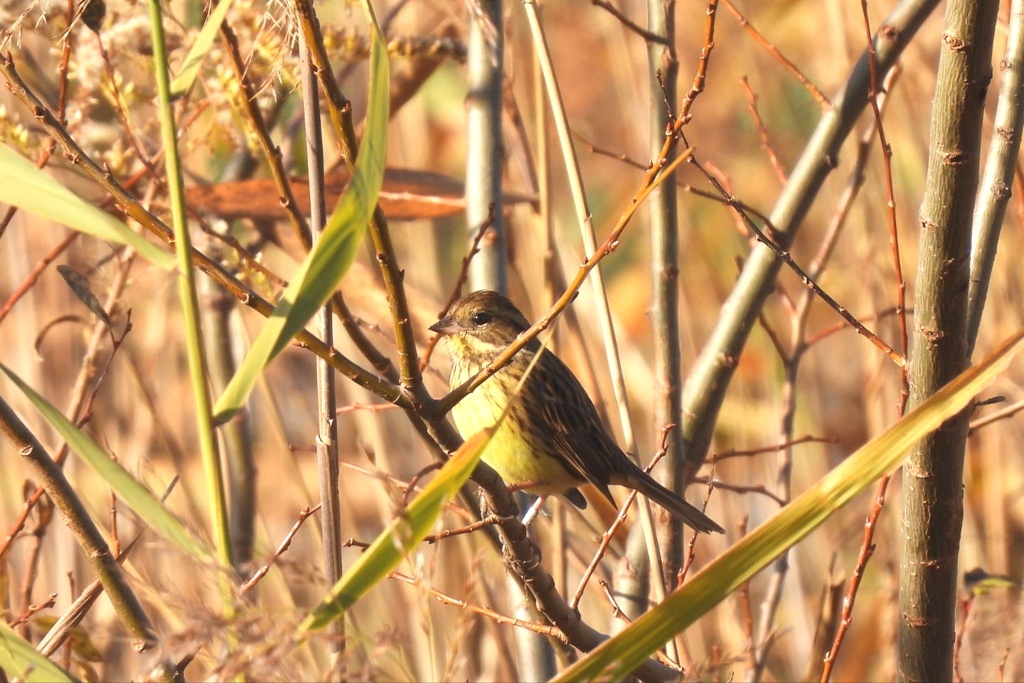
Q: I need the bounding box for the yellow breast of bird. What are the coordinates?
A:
[449,358,578,495]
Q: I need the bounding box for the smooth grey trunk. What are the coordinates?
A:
[680,0,939,475]
[897,1,998,680]
[300,37,345,679]
[647,0,685,591]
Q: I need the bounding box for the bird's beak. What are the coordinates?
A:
[429,316,461,336]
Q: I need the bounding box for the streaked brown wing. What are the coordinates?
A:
[531,349,622,504]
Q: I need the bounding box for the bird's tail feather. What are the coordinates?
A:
[623,469,724,534]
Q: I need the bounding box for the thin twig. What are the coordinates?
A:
[710,435,837,462]
[821,23,910,681]
[571,129,776,226]
[0,231,79,325]
[0,0,73,238]
[819,474,887,682]
[689,155,907,370]
[1,249,137,565]
[676,469,717,586]
[0,52,410,409]
[590,0,670,45]
[571,426,676,609]
[678,0,719,123]
[390,570,569,641]
[37,476,179,656]
[424,515,505,544]
[402,462,443,507]
[951,593,973,683]
[419,208,495,371]
[859,2,910,398]
[240,504,322,594]
[694,478,787,507]
[8,593,57,627]
[735,517,756,674]
[597,579,633,625]
[93,30,161,178]
[721,0,829,107]
[968,398,1024,432]
[0,397,157,650]
[219,18,310,248]
[739,76,788,182]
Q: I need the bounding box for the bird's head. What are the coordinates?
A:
[430,290,533,361]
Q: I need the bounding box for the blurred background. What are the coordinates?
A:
[1,0,1023,680]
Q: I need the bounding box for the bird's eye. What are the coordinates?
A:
[471,311,492,326]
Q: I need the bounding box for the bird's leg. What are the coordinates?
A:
[521,495,548,526]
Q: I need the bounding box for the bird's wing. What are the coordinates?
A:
[532,349,621,506]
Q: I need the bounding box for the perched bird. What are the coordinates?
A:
[430,290,723,534]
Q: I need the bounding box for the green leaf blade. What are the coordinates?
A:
[212,4,390,422]
[555,330,1024,682]
[0,145,175,270]
[169,0,236,97]
[1,364,216,564]
[0,621,79,683]
[299,430,488,632]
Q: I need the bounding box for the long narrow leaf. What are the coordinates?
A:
[1,364,216,563]
[299,431,489,632]
[0,144,175,270]
[170,0,235,97]
[0,621,78,683]
[212,2,389,422]
[556,329,1024,682]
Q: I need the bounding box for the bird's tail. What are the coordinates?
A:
[621,467,724,534]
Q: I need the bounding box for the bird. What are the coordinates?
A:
[429,290,723,534]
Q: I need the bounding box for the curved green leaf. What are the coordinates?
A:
[1,363,216,564]
[170,0,235,97]
[556,330,1024,682]
[299,430,489,632]
[0,621,79,683]
[213,1,390,422]
[0,144,175,270]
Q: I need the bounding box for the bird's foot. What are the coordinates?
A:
[520,495,548,526]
